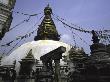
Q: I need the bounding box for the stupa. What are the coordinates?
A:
[1,5,72,73]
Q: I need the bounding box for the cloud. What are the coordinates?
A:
[60,34,72,43]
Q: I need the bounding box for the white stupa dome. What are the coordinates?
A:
[1,40,72,71]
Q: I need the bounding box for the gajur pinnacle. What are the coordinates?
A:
[34,5,60,41]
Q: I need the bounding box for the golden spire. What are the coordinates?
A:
[34,5,60,41]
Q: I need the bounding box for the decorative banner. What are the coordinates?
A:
[98,34,110,39]
[1,15,44,47]
[53,14,91,33]
[9,20,26,31]
[53,13,110,34]
[53,13,110,43]
[1,29,37,47]
[9,12,41,31]
[12,10,41,16]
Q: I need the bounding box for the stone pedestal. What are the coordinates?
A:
[54,60,61,82]
[90,43,110,61]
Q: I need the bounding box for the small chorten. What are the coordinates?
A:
[69,47,87,62]
[90,30,110,61]
[19,49,35,76]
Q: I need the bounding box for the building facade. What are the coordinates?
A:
[0,0,16,40]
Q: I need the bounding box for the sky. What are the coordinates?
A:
[0,0,110,56]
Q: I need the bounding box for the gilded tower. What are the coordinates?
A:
[34,5,60,41]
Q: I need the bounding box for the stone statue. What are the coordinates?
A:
[91,30,100,43]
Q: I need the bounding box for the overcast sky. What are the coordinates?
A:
[0,0,110,56]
